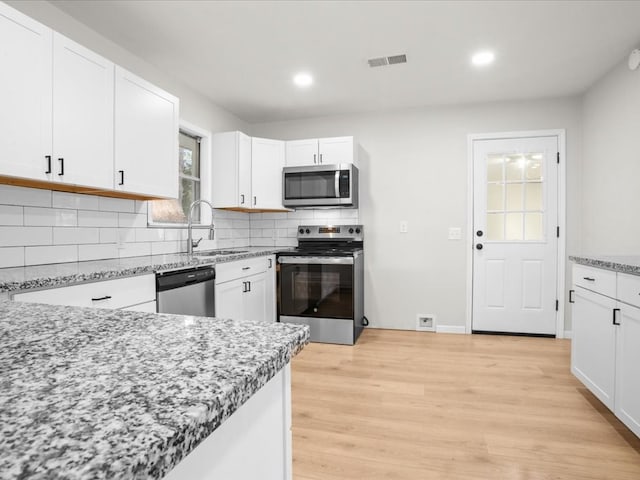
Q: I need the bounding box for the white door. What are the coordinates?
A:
[616,303,640,436]
[53,33,114,189]
[215,279,245,320]
[472,135,558,335]
[252,137,285,209]
[244,273,267,322]
[0,3,52,181]
[114,66,179,198]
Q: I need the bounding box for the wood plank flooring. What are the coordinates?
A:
[291,329,640,480]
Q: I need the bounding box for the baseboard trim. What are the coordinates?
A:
[563,330,572,339]
[435,325,466,334]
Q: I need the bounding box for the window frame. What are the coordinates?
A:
[147,120,213,228]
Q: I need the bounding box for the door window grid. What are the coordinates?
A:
[486,153,545,241]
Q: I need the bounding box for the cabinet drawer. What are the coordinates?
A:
[573,264,616,297]
[617,273,640,308]
[215,257,267,284]
[13,274,155,310]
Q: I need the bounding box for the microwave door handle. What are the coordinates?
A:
[335,170,340,198]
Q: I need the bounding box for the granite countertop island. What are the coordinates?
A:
[0,247,288,294]
[569,255,640,276]
[0,301,309,479]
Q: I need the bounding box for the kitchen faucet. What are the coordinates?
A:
[187,199,215,256]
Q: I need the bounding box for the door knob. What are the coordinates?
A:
[476,243,483,250]
[476,230,483,237]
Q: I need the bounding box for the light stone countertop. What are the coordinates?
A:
[569,255,640,276]
[0,300,309,479]
[0,247,290,294]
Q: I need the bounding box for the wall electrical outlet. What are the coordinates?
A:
[400,221,408,233]
[416,314,436,332]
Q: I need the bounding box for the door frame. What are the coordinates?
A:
[465,129,566,337]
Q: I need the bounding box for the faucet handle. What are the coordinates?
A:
[192,237,203,248]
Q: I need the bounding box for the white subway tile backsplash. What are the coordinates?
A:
[99,197,135,213]
[0,247,25,268]
[233,228,250,239]
[232,219,250,228]
[118,213,147,228]
[52,191,100,211]
[99,228,118,243]
[78,210,118,227]
[78,243,119,262]
[287,210,315,219]
[135,228,164,242]
[118,228,136,244]
[53,227,99,245]
[252,219,275,229]
[0,205,23,226]
[0,185,51,207]
[0,226,52,247]
[135,201,148,214]
[261,229,275,238]
[251,238,276,247]
[27,207,78,227]
[261,212,288,220]
[151,241,182,256]
[25,245,77,266]
[163,229,187,241]
[118,242,152,258]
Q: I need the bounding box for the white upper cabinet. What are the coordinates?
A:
[52,33,114,190]
[114,66,179,198]
[251,137,285,210]
[212,132,285,211]
[285,136,357,167]
[0,3,52,181]
[212,131,252,209]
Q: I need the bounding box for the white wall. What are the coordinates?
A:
[581,58,640,254]
[252,98,582,331]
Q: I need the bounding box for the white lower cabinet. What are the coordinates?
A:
[571,265,640,437]
[215,256,275,323]
[164,364,292,480]
[12,274,156,312]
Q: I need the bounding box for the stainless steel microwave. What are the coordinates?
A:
[282,163,358,208]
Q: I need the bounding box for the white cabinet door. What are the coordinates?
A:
[215,278,245,320]
[114,66,179,198]
[285,139,318,166]
[616,304,640,437]
[265,256,276,322]
[52,33,114,189]
[212,131,252,208]
[244,272,267,322]
[252,138,285,209]
[318,136,355,165]
[0,3,52,181]
[571,287,617,409]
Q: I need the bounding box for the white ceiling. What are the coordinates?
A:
[50,0,640,123]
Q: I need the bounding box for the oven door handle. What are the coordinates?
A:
[278,256,354,265]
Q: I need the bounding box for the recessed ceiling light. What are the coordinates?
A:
[472,50,495,67]
[293,72,313,88]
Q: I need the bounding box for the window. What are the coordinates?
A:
[150,130,202,224]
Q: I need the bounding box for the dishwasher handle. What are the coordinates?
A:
[156,267,216,292]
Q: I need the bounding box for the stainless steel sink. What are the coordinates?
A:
[194,249,248,257]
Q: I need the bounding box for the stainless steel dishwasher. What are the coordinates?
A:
[156,266,215,317]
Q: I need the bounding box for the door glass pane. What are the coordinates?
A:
[487,184,503,211]
[486,213,504,241]
[525,154,543,180]
[487,155,503,182]
[525,182,543,211]
[506,183,523,211]
[506,155,524,181]
[525,213,544,241]
[505,213,523,240]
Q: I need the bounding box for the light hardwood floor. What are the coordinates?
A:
[291,329,640,480]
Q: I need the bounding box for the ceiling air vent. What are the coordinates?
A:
[368,54,407,68]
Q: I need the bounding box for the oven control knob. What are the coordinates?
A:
[349,228,354,234]
[355,228,361,234]
[299,228,304,234]
[305,228,310,234]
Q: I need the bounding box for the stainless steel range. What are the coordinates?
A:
[277,225,366,345]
